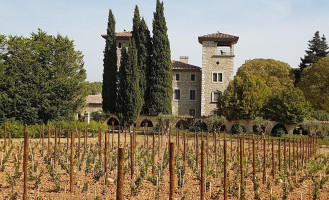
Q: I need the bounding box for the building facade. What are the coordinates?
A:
[99,31,239,117]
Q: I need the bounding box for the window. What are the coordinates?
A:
[118,42,122,48]
[212,73,223,82]
[189,109,196,116]
[212,91,222,102]
[174,89,180,100]
[190,73,196,81]
[190,90,196,100]
[175,73,180,81]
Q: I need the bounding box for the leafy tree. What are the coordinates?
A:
[0,30,86,124]
[148,0,172,115]
[102,9,117,114]
[204,115,227,132]
[299,31,328,71]
[85,81,102,95]
[310,110,329,121]
[302,119,327,138]
[217,73,270,120]
[157,113,175,134]
[298,55,329,112]
[117,40,142,126]
[263,88,310,124]
[252,117,272,137]
[237,58,294,92]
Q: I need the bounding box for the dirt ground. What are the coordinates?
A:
[0,134,329,200]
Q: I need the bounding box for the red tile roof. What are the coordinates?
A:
[172,60,201,71]
[198,32,239,45]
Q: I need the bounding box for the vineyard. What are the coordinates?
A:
[0,123,329,200]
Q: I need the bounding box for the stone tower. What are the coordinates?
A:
[198,32,239,116]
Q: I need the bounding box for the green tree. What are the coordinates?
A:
[263,88,310,124]
[299,31,328,71]
[85,81,102,95]
[117,40,142,126]
[0,30,86,124]
[131,6,152,114]
[148,0,172,115]
[298,55,329,112]
[102,9,117,114]
[217,74,270,120]
[237,58,294,92]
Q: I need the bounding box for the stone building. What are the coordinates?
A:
[100,31,239,117]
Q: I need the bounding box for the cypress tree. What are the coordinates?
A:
[148,0,172,115]
[299,31,328,70]
[132,6,153,114]
[102,9,117,113]
[117,40,142,125]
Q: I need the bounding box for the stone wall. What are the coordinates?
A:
[172,70,202,116]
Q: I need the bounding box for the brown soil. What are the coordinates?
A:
[0,133,328,200]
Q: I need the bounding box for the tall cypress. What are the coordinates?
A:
[102,9,117,113]
[148,0,172,115]
[132,6,152,114]
[117,40,142,125]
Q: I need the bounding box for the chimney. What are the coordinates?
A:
[179,56,189,64]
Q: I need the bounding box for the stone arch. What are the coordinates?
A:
[175,119,188,129]
[270,123,288,137]
[140,119,154,128]
[107,117,119,126]
[194,120,208,132]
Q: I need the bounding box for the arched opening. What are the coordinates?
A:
[252,125,265,135]
[107,117,119,126]
[175,120,188,129]
[270,124,288,137]
[192,120,207,132]
[118,42,122,48]
[231,123,247,134]
[220,124,227,132]
[293,125,308,135]
[140,119,154,128]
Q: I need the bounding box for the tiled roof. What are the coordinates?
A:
[198,32,239,44]
[86,94,102,104]
[101,31,132,39]
[172,60,201,71]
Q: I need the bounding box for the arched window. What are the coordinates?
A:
[118,42,122,48]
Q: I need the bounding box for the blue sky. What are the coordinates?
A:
[2,0,329,82]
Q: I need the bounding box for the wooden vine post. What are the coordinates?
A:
[58,126,61,145]
[3,125,6,152]
[105,130,109,185]
[23,124,29,200]
[118,124,120,148]
[54,128,57,168]
[98,127,102,159]
[214,129,217,164]
[116,147,125,200]
[130,126,134,180]
[252,139,256,183]
[169,142,175,200]
[67,126,70,152]
[47,125,50,154]
[70,130,74,192]
[183,129,186,169]
[112,121,114,151]
[146,121,149,152]
[288,138,291,171]
[42,124,44,147]
[78,129,81,162]
[152,129,155,175]
[240,138,244,198]
[224,137,228,200]
[284,138,286,172]
[272,139,275,179]
[84,126,87,149]
[124,128,127,147]
[196,130,199,168]
[262,138,266,184]
[278,139,281,172]
[206,131,209,165]
[201,141,205,200]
